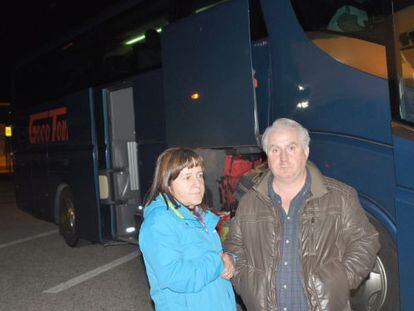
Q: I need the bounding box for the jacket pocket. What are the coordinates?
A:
[310,259,350,310]
[160,291,188,310]
[238,264,267,311]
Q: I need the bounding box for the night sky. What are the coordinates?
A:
[0,0,127,102]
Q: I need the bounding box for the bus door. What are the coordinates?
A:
[101,86,140,243]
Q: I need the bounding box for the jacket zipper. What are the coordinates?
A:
[300,201,323,311]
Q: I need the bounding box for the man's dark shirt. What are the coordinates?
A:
[268,171,311,311]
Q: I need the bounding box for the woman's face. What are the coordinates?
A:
[169,165,205,209]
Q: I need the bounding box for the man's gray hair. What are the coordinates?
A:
[261,118,310,154]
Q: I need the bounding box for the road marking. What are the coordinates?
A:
[43,251,139,294]
[0,230,59,249]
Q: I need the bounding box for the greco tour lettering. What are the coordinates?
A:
[29,107,69,144]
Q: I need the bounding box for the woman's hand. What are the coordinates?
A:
[220,252,234,280]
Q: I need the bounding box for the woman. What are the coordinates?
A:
[139,147,236,311]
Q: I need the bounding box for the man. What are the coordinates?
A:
[224,118,380,311]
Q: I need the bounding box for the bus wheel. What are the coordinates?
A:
[350,217,399,310]
[59,187,79,247]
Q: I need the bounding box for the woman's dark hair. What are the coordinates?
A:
[144,147,205,206]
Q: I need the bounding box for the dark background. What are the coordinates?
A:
[0,0,205,103]
[0,0,125,102]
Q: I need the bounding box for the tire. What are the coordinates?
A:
[350,216,399,310]
[58,187,79,247]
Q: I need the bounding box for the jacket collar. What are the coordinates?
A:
[306,161,328,199]
[253,161,328,201]
[175,204,219,232]
[160,194,219,231]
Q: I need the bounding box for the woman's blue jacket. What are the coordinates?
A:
[139,195,236,311]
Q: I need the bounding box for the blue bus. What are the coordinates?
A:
[12,0,414,309]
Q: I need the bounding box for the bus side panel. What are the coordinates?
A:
[13,108,33,215]
[132,69,165,143]
[260,0,393,145]
[393,135,414,309]
[132,69,166,200]
[310,133,396,224]
[395,187,414,310]
[13,107,52,219]
[162,0,256,148]
[31,150,50,218]
[47,89,101,242]
[13,152,33,215]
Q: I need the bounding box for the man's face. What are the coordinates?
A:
[267,127,309,184]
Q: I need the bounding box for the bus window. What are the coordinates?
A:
[13,0,227,109]
[394,2,414,123]
[290,0,392,79]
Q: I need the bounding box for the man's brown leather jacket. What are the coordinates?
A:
[224,163,380,311]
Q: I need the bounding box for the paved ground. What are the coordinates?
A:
[0,175,154,311]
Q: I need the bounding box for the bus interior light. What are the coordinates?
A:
[125,35,145,45]
[125,27,163,45]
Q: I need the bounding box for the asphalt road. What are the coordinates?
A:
[0,175,154,311]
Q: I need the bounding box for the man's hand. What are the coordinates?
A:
[220,252,235,280]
